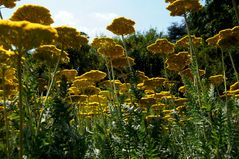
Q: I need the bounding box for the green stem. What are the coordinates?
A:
[2,68,10,159]
[228,51,239,89]
[17,54,23,159]
[121,35,133,73]
[232,0,239,24]
[0,9,3,19]
[184,13,202,107]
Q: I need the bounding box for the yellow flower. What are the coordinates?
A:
[165,51,191,71]
[76,70,107,82]
[145,115,161,122]
[99,80,122,90]
[55,26,88,49]
[33,45,69,65]
[143,77,166,90]
[208,74,224,86]
[166,0,202,16]
[68,86,81,95]
[135,70,149,83]
[230,82,238,91]
[0,46,15,66]
[154,91,171,99]
[61,69,78,82]
[206,34,220,47]
[174,98,188,106]
[10,4,54,25]
[139,94,156,106]
[81,86,101,96]
[147,38,175,55]
[1,0,18,8]
[91,37,114,48]
[72,79,95,88]
[0,20,58,53]
[107,17,135,35]
[176,35,202,48]
[179,68,205,80]
[178,85,186,93]
[111,56,135,68]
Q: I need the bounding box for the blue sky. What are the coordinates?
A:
[2,0,204,39]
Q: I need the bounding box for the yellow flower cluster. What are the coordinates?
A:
[0,0,17,8]
[165,51,191,71]
[60,69,78,82]
[179,68,205,80]
[111,56,135,69]
[0,20,58,53]
[92,37,124,58]
[166,0,202,16]
[208,74,224,86]
[0,46,15,66]
[176,35,202,48]
[107,17,135,35]
[76,70,107,82]
[33,45,69,65]
[206,26,239,49]
[55,26,88,49]
[147,38,175,55]
[143,77,166,90]
[10,4,54,25]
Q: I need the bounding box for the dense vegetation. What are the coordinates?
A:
[1,0,239,158]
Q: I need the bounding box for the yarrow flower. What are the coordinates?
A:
[147,38,175,55]
[209,74,224,86]
[0,0,18,8]
[107,17,135,36]
[76,70,107,82]
[176,35,202,48]
[0,20,58,53]
[10,4,54,25]
[92,37,124,58]
[55,26,88,49]
[166,0,202,16]
[165,51,191,71]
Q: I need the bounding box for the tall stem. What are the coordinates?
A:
[232,0,239,24]
[0,9,3,19]
[2,68,10,159]
[17,54,23,159]
[228,51,239,88]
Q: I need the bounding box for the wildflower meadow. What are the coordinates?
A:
[1,0,239,158]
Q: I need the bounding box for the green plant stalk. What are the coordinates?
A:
[0,9,3,19]
[228,51,239,87]
[232,0,239,24]
[183,13,202,107]
[121,35,133,73]
[2,68,10,159]
[17,54,23,159]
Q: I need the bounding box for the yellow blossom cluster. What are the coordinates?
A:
[176,35,202,48]
[166,0,202,16]
[55,26,88,49]
[147,38,175,55]
[206,26,239,49]
[208,74,224,86]
[0,20,58,53]
[165,51,191,71]
[10,4,54,25]
[0,0,18,8]
[107,17,135,35]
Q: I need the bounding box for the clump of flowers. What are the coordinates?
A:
[165,51,191,71]
[107,17,135,35]
[147,38,175,55]
[10,4,54,25]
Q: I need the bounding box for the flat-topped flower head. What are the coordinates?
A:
[10,4,54,25]
[209,74,224,86]
[55,26,88,49]
[98,43,124,58]
[179,68,205,80]
[166,0,202,16]
[206,34,220,47]
[33,45,69,65]
[91,37,115,48]
[176,35,202,48]
[165,0,177,3]
[107,17,135,35]
[0,0,18,8]
[165,51,191,71]
[76,70,107,82]
[111,56,135,69]
[72,78,95,88]
[217,28,239,49]
[0,20,57,53]
[147,38,175,55]
[60,69,78,82]
[143,77,166,90]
